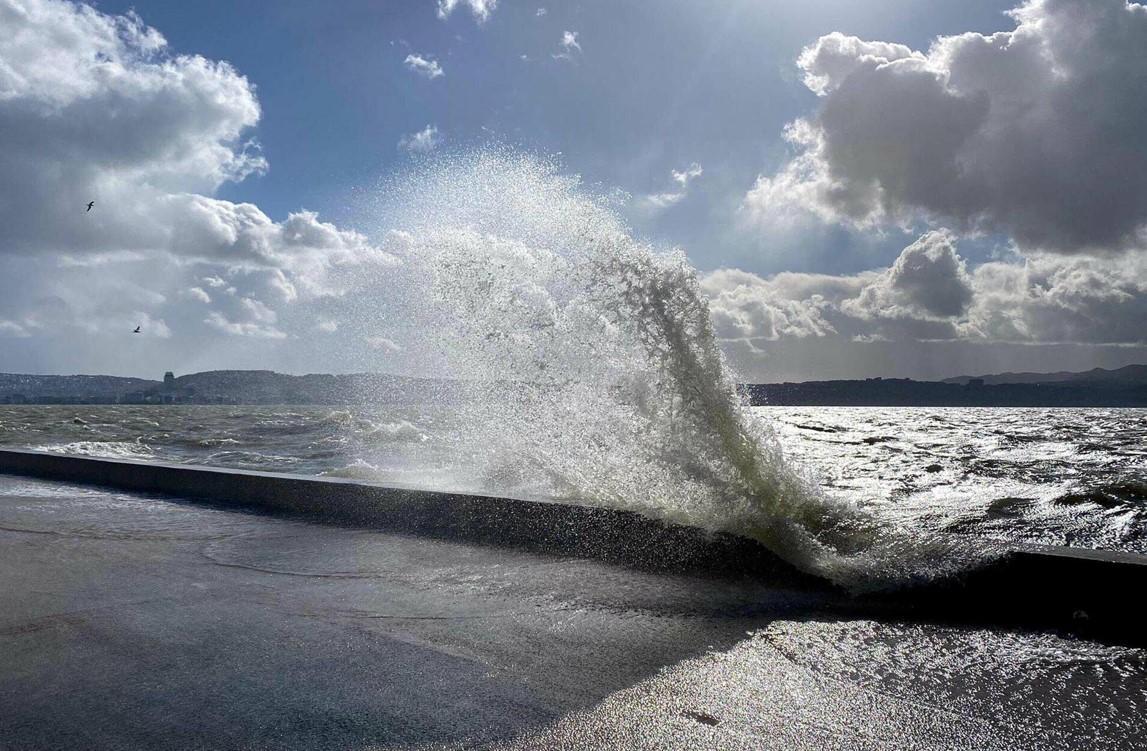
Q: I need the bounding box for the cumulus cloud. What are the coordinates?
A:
[703,231,1147,350]
[747,0,1147,253]
[205,311,286,339]
[643,163,703,210]
[553,31,581,61]
[398,125,443,154]
[0,0,398,350]
[701,269,838,346]
[436,0,496,23]
[0,0,261,253]
[403,53,444,79]
[966,252,1147,344]
[844,231,973,320]
[366,336,403,353]
[0,320,30,338]
[201,296,287,339]
[184,287,212,304]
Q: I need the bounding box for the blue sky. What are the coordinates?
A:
[92,0,1014,275]
[4,0,1147,381]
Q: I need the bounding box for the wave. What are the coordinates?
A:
[361,419,427,443]
[355,150,978,588]
[1052,480,1147,511]
[34,440,155,461]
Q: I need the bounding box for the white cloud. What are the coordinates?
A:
[553,31,581,61]
[965,252,1147,345]
[0,0,266,250]
[743,120,872,230]
[643,162,703,210]
[703,232,1147,349]
[315,318,339,333]
[205,311,286,339]
[240,297,277,323]
[122,313,172,339]
[256,268,299,303]
[184,287,212,304]
[436,0,496,23]
[536,8,547,17]
[701,269,838,345]
[747,0,1147,254]
[366,336,403,353]
[0,320,30,337]
[398,124,443,154]
[56,250,147,268]
[403,53,444,79]
[672,163,704,188]
[0,0,398,347]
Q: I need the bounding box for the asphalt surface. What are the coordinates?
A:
[2,473,1145,750]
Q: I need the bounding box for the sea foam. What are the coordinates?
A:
[352,150,977,587]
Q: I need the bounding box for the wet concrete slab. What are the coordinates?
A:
[2,473,1145,750]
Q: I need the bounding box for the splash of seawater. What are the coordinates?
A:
[359,150,978,588]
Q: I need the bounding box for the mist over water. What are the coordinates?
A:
[347,151,973,587]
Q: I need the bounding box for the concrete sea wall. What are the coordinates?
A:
[0,448,810,583]
[1,448,1143,644]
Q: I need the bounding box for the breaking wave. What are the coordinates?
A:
[355,150,977,588]
[33,439,155,461]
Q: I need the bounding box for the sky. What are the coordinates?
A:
[3,0,1147,381]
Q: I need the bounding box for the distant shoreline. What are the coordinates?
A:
[3,367,1147,408]
[744,380,1147,408]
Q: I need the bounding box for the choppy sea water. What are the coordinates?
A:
[1,404,1144,559]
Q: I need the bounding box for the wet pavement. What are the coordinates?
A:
[2,473,1145,750]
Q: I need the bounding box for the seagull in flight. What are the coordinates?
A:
[86,201,95,212]
[133,325,141,334]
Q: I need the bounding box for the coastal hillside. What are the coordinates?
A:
[942,364,1147,386]
[748,366,1147,407]
[3,366,1146,406]
[0,373,160,403]
[0,370,458,405]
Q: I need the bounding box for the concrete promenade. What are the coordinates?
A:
[2,454,1146,748]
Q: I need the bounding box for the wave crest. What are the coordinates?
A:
[354,150,978,587]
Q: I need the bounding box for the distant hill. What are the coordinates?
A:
[747,365,1147,407]
[943,364,1147,385]
[0,373,160,403]
[4,365,1147,407]
[0,370,460,405]
[166,370,458,405]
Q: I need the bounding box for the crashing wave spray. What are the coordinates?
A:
[359,149,974,588]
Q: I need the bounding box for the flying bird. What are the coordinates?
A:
[86,201,95,212]
[133,326,141,334]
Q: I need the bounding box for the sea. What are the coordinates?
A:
[3,154,1145,588]
[2,403,1143,564]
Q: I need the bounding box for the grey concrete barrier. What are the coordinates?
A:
[910,544,1147,645]
[0,448,817,585]
[2,448,1144,644]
